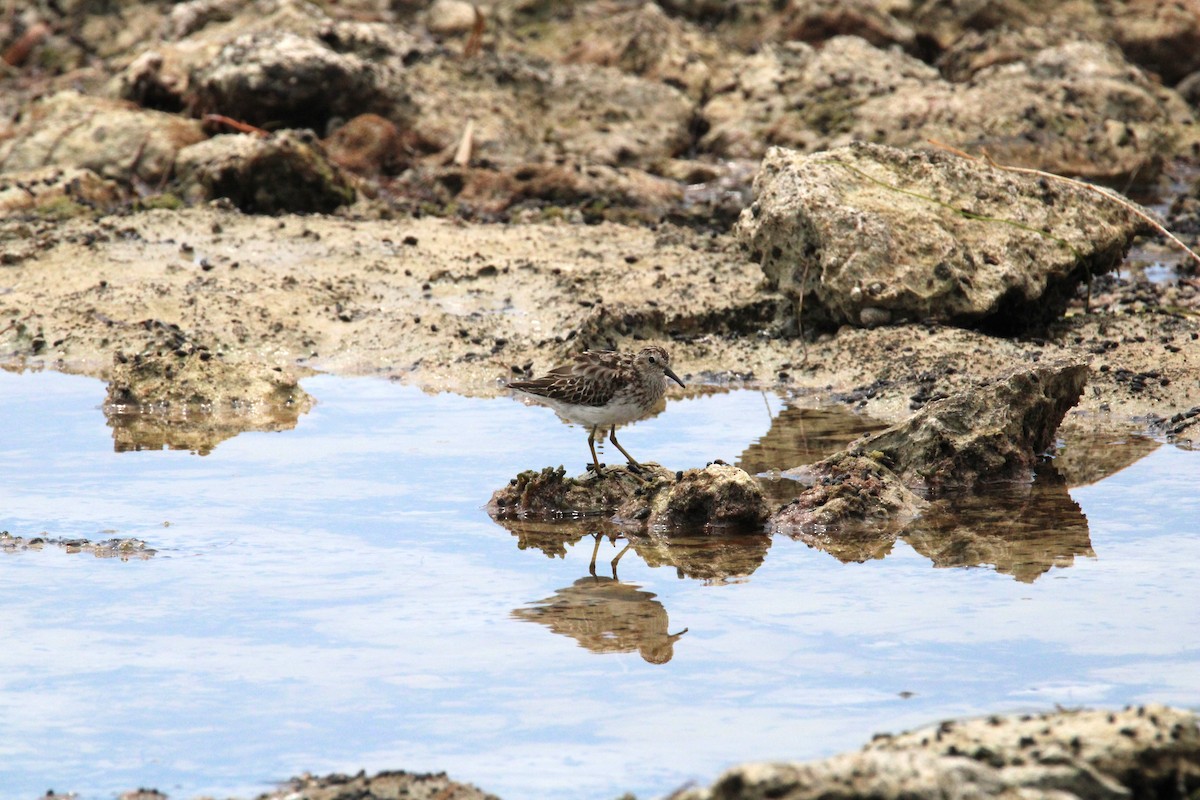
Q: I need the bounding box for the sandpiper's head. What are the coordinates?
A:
[637,345,685,388]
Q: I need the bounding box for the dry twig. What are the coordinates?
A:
[453,119,475,167]
[203,114,269,137]
[929,139,1200,270]
[2,21,49,67]
[463,5,485,59]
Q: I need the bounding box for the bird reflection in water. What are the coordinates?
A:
[513,536,688,664]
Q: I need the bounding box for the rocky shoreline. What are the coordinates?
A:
[98,704,1199,800]
[5,0,1200,796]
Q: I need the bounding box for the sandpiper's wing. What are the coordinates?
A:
[509,351,628,407]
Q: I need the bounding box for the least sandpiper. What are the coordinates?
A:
[508,345,686,474]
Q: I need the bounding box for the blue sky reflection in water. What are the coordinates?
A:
[0,369,1197,800]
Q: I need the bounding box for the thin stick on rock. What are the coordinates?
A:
[453,119,475,168]
[928,139,1200,270]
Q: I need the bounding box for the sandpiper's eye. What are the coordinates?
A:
[648,355,657,364]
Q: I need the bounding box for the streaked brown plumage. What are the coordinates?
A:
[508,345,685,473]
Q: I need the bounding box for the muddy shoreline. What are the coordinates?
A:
[2,206,1196,442]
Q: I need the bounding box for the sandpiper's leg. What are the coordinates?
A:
[587,427,603,473]
[608,426,643,473]
[610,543,631,579]
[588,533,602,577]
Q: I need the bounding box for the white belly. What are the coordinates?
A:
[517,392,649,428]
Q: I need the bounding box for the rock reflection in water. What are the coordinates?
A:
[513,576,687,664]
[499,517,772,585]
[629,532,771,585]
[1053,428,1160,487]
[738,403,888,505]
[505,518,627,562]
[789,525,898,564]
[904,466,1094,583]
[788,466,1093,582]
[105,404,309,455]
[500,519,775,661]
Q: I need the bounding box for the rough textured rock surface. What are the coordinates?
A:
[936,27,1086,82]
[0,166,123,215]
[701,35,1190,183]
[257,769,501,800]
[737,143,1147,331]
[188,30,407,130]
[0,91,205,186]
[6,0,1195,225]
[490,462,767,531]
[535,1,725,100]
[322,113,409,176]
[111,6,427,118]
[648,462,769,528]
[869,704,1200,798]
[390,160,688,223]
[404,53,694,169]
[104,320,313,455]
[2,0,1200,797]
[0,208,1194,437]
[175,131,355,213]
[699,37,940,160]
[767,359,1086,528]
[669,705,1200,800]
[1110,0,1200,85]
[850,360,1089,493]
[772,453,928,530]
[488,464,673,522]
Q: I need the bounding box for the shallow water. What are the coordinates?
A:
[1,370,1198,800]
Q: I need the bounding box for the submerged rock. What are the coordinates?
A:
[1,533,156,560]
[737,143,1147,332]
[670,704,1200,800]
[489,462,768,532]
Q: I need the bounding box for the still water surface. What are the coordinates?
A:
[0,370,1197,799]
